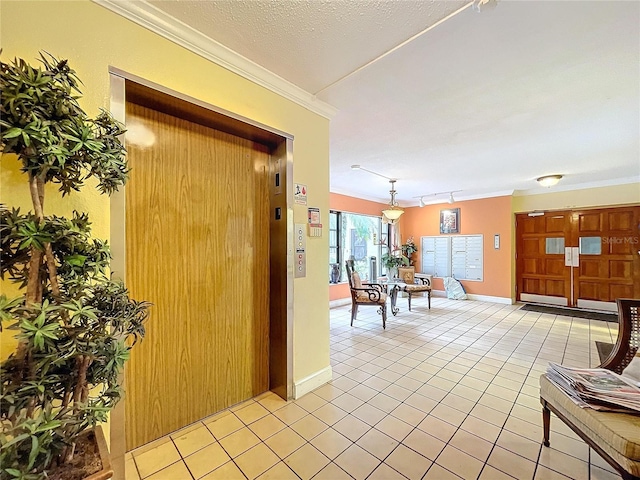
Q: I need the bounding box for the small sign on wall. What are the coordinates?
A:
[294,183,307,205]
[308,207,322,237]
[308,207,321,224]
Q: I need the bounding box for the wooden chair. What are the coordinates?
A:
[398,266,431,311]
[540,299,640,480]
[345,260,388,329]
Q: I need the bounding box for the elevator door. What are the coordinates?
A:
[124,99,270,449]
[516,206,640,309]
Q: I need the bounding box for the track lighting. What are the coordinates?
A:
[415,191,461,207]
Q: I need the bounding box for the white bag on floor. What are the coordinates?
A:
[443,277,467,300]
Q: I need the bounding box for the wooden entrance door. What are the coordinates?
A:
[572,207,640,307]
[516,206,640,308]
[516,211,573,305]
[124,100,270,449]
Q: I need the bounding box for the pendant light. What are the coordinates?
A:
[381,179,404,222]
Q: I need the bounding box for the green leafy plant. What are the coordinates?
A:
[381,251,409,270]
[401,236,417,266]
[0,53,150,478]
[401,236,417,258]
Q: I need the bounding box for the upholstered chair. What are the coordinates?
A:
[345,260,388,328]
[540,299,640,480]
[397,266,431,311]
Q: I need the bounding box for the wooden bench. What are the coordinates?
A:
[540,299,640,480]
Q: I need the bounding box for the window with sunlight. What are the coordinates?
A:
[329,210,388,283]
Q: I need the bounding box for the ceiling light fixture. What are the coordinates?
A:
[352,166,404,222]
[472,0,498,13]
[415,190,462,207]
[381,179,404,223]
[537,174,563,188]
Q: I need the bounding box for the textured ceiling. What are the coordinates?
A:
[323,1,640,204]
[147,0,469,94]
[144,0,639,205]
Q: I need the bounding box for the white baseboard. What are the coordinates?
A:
[329,298,352,309]
[465,294,514,304]
[294,366,332,399]
[433,289,513,304]
[520,293,568,306]
[576,299,617,312]
[331,291,513,307]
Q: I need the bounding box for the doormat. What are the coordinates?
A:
[520,304,618,322]
[595,341,615,364]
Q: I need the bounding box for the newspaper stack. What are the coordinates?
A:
[546,363,640,413]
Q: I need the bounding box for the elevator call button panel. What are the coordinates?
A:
[295,223,306,278]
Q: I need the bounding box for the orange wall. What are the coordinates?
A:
[329,193,514,301]
[329,193,387,301]
[402,195,513,299]
[330,192,389,216]
[329,280,351,302]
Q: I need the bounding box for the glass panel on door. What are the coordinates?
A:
[579,236,602,255]
[545,237,565,254]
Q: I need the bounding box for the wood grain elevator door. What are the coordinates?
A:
[124,99,270,450]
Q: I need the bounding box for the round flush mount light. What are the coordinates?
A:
[537,174,563,187]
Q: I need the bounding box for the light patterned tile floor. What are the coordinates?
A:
[127,296,621,480]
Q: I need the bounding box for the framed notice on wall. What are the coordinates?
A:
[440,208,460,234]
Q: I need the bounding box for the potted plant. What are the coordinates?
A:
[0,53,149,479]
[381,251,409,279]
[401,236,418,266]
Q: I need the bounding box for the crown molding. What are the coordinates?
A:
[93,0,338,120]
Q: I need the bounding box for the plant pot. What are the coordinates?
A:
[45,425,112,480]
[85,425,113,480]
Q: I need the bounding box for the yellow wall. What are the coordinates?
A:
[0,0,329,402]
[513,183,640,212]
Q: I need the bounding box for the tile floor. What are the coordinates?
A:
[126,295,622,480]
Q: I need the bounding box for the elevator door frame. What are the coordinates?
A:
[108,69,293,475]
